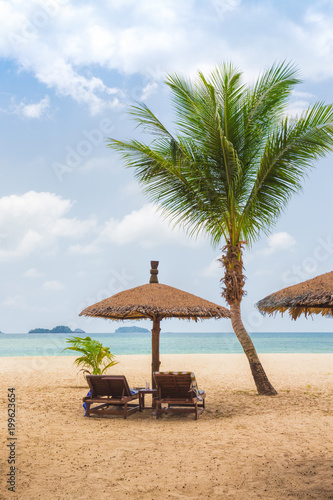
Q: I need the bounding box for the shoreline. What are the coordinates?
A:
[1,349,333,357]
[1,353,333,386]
[1,353,332,499]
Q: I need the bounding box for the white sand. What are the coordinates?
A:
[0,353,332,499]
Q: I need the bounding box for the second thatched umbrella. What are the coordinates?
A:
[257,270,333,320]
[80,261,230,387]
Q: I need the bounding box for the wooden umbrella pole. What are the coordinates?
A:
[151,317,161,389]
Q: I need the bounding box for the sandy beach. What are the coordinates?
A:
[1,353,332,499]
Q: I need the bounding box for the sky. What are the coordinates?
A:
[1,0,333,334]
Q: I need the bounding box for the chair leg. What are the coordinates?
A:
[155,400,160,419]
[195,403,198,420]
[86,402,91,417]
[124,403,128,419]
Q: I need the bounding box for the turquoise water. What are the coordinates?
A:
[0,332,333,357]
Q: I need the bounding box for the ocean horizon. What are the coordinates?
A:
[0,331,333,357]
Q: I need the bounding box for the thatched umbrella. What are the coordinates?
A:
[79,261,230,387]
[257,270,333,320]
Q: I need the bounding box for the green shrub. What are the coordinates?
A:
[63,336,118,375]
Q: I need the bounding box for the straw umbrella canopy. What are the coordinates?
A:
[257,271,333,320]
[79,261,230,387]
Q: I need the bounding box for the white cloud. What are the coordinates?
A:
[283,90,316,118]
[68,242,101,255]
[1,95,51,119]
[100,203,205,249]
[33,57,121,115]
[261,232,296,256]
[23,268,44,278]
[3,295,27,308]
[120,181,142,198]
[292,91,315,100]
[0,193,204,262]
[0,1,256,114]
[202,257,222,277]
[140,81,159,101]
[303,6,333,61]
[274,6,333,81]
[2,0,333,116]
[0,191,96,260]
[0,0,169,113]
[42,280,65,291]
[286,100,311,118]
[50,216,96,238]
[79,157,111,173]
[15,95,50,119]
[210,0,242,19]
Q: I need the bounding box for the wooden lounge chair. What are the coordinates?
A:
[83,375,140,419]
[153,372,206,420]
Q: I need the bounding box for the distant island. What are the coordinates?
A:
[115,326,149,333]
[28,326,86,334]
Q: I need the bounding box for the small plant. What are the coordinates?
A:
[63,336,118,375]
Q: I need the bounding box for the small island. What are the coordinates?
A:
[115,326,149,333]
[28,326,86,334]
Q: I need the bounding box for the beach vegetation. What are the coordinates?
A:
[107,61,333,395]
[63,336,118,375]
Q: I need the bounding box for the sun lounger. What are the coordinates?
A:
[83,375,140,419]
[153,371,206,420]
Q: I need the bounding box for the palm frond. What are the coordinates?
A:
[240,102,333,242]
[64,336,118,376]
[108,62,333,249]
[129,103,175,139]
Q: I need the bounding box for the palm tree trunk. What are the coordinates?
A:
[221,242,277,396]
[230,301,277,395]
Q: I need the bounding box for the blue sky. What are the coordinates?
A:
[1,0,333,333]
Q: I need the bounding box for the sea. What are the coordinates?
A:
[0,331,333,357]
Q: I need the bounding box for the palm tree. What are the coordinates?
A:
[63,336,118,375]
[107,62,333,395]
